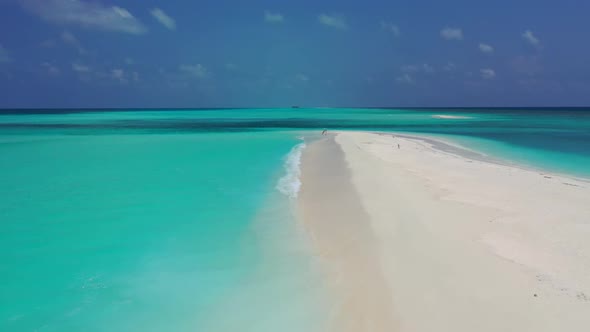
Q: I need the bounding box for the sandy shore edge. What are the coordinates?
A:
[298,131,590,332]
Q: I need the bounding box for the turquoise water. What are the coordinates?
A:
[1,108,589,331]
[0,131,326,331]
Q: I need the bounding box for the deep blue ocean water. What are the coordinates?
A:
[1,108,589,331]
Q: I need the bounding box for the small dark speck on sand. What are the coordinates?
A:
[544,176,552,179]
[534,294,538,297]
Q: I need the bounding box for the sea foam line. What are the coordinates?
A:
[432,114,473,119]
[276,141,306,199]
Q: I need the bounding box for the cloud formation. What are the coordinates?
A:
[264,11,284,23]
[151,8,176,30]
[422,64,435,74]
[20,0,147,34]
[60,30,77,44]
[180,64,208,78]
[42,62,60,75]
[401,64,435,74]
[440,27,463,40]
[380,21,400,37]
[480,68,496,79]
[72,63,91,73]
[443,62,456,72]
[61,31,87,55]
[295,73,309,82]
[522,30,540,48]
[318,14,347,30]
[396,74,415,84]
[111,68,126,82]
[479,43,494,54]
[0,45,11,63]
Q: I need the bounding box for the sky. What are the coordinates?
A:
[1,0,590,108]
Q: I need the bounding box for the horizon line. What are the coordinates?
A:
[1,106,590,112]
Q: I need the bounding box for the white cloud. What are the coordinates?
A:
[295,73,309,82]
[72,63,91,73]
[443,62,456,72]
[396,74,415,84]
[180,64,208,78]
[318,14,347,30]
[522,30,540,47]
[440,27,463,40]
[61,30,77,44]
[151,8,176,30]
[42,62,60,75]
[479,43,494,54]
[380,21,400,37]
[264,11,284,23]
[480,68,496,79]
[112,68,123,78]
[401,65,419,73]
[0,44,11,63]
[20,0,146,34]
[422,63,435,74]
[61,30,87,55]
[111,68,127,82]
[401,64,434,74]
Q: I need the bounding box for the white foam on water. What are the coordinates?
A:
[432,114,473,119]
[276,142,306,199]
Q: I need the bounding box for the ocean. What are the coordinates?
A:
[1,108,589,331]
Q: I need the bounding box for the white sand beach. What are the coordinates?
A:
[298,131,590,332]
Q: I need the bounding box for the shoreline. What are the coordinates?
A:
[298,134,396,331]
[391,131,590,184]
[298,131,590,331]
[372,130,590,183]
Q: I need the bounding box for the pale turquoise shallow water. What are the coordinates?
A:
[1,108,589,331]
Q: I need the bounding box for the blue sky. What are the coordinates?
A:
[1,0,590,108]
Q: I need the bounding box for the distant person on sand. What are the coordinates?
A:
[398,144,400,149]
[322,129,328,136]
